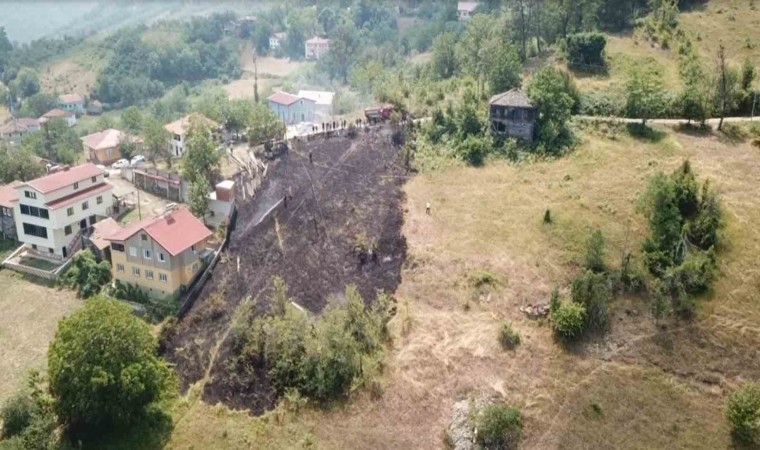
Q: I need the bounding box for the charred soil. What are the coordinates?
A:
[166,127,408,413]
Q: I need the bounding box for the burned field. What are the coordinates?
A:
[166,127,408,413]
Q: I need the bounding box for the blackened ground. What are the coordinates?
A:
[165,127,408,413]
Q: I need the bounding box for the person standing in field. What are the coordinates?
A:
[426,201,431,215]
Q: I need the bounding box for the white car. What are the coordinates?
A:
[112,159,130,169]
[130,155,146,167]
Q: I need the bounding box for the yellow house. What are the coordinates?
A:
[81,128,124,165]
[105,207,212,299]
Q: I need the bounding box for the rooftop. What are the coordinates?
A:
[164,113,218,136]
[267,91,302,106]
[106,207,212,256]
[21,163,104,194]
[45,182,112,210]
[0,181,22,209]
[90,217,122,250]
[58,94,84,104]
[306,37,330,45]
[458,1,479,12]
[41,108,75,119]
[81,129,124,150]
[489,88,534,108]
[297,90,335,106]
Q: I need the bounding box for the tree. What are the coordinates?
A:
[456,14,501,96]
[526,66,576,151]
[585,228,605,273]
[47,297,175,431]
[0,142,43,183]
[188,177,210,223]
[487,43,522,95]
[9,68,40,99]
[640,172,682,274]
[181,120,219,184]
[625,66,665,125]
[714,44,740,131]
[60,249,111,298]
[323,22,359,83]
[566,32,606,67]
[678,50,711,124]
[726,382,760,444]
[247,104,286,145]
[24,119,79,164]
[96,115,116,131]
[120,106,143,134]
[0,27,12,77]
[17,92,56,118]
[142,116,171,166]
[431,32,458,79]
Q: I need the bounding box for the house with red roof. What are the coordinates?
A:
[39,108,76,127]
[105,206,213,299]
[267,91,316,124]
[305,36,330,60]
[0,181,23,240]
[12,163,113,258]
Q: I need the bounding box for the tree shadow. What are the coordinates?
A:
[672,123,712,138]
[69,406,174,450]
[626,123,667,143]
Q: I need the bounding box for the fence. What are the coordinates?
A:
[1,245,74,280]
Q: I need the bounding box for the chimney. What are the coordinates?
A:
[215,180,235,203]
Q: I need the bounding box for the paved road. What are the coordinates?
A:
[575,115,758,129]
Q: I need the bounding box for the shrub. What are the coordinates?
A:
[543,209,552,224]
[1,394,34,438]
[47,296,175,432]
[584,229,606,273]
[552,301,586,339]
[498,322,521,350]
[726,382,760,444]
[578,91,625,117]
[665,249,716,296]
[571,270,611,331]
[112,280,151,305]
[60,249,111,298]
[566,32,607,67]
[474,404,523,449]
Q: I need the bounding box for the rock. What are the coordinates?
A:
[448,400,475,450]
[520,303,550,319]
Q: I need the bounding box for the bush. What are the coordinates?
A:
[578,91,625,117]
[584,229,606,273]
[571,270,611,331]
[726,382,760,444]
[498,322,521,350]
[566,32,607,67]
[552,301,587,339]
[474,404,523,449]
[60,249,111,298]
[665,250,716,296]
[1,394,34,438]
[47,296,175,432]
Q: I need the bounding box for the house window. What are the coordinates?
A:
[146,270,154,280]
[73,182,79,190]
[111,243,125,252]
[144,249,151,259]
[96,196,103,205]
[19,204,49,219]
[24,191,36,199]
[159,273,167,283]
[82,201,88,211]
[132,267,140,277]
[64,225,72,235]
[67,207,74,216]
[191,245,196,252]
[158,252,165,262]
[91,176,97,183]
[141,234,147,241]
[2,207,11,217]
[22,223,47,238]
[117,264,125,272]
[48,248,53,254]
[129,246,137,257]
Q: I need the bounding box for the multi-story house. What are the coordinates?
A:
[57,94,86,115]
[105,207,212,299]
[12,164,113,258]
[269,32,285,51]
[267,91,316,124]
[0,181,22,241]
[0,118,41,143]
[305,37,330,60]
[164,113,218,158]
[489,88,537,143]
[457,1,479,20]
[39,109,76,127]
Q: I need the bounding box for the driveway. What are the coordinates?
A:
[107,174,174,224]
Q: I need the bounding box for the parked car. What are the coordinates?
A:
[95,164,110,177]
[130,155,146,167]
[112,159,130,169]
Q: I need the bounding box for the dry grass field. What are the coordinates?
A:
[39,44,106,96]
[166,123,760,449]
[0,270,81,404]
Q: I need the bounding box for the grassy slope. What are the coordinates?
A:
[166,123,760,449]
[0,270,81,403]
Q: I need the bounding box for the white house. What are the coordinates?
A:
[305,37,330,60]
[297,90,334,119]
[457,1,479,20]
[269,32,285,51]
[0,118,40,143]
[267,91,316,124]
[57,94,86,115]
[39,109,76,127]
[13,163,113,258]
[164,114,218,158]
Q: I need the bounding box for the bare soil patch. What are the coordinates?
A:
[166,127,408,413]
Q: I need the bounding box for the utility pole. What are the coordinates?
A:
[252,47,259,104]
[136,190,141,220]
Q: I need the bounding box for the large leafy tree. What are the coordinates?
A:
[247,104,286,145]
[47,297,175,431]
[120,106,144,134]
[0,141,43,182]
[456,14,502,96]
[431,32,458,80]
[323,22,360,83]
[181,120,220,184]
[60,249,112,298]
[624,66,666,125]
[487,43,522,95]
[188,177,210,223]
[526,66,576,151]
[142,116,171,166]
[9,67,40,99]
